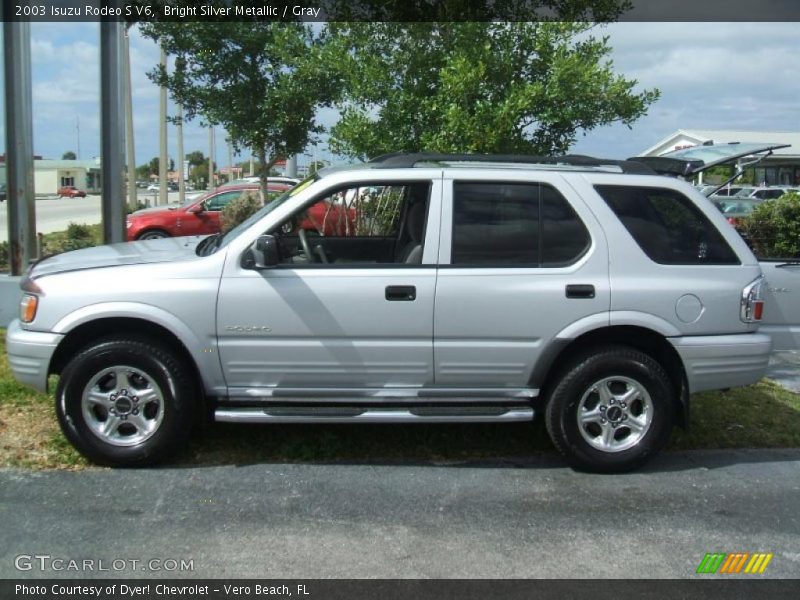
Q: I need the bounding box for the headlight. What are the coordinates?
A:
[20,294,39,323]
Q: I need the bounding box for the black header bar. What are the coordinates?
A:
[3,579,800,600]
[3,0,800,23]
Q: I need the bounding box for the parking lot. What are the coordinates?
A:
[1,449,799,579]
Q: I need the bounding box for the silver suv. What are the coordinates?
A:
[6,152,772,472]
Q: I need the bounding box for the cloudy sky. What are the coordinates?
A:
[0,22,798,168]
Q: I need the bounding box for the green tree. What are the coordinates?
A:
[140,19,338,199]
[742,192,800,259]
[62,151,77,160]
[190,161,216,188]
[186,150,205,167]
[307,160,327,175]
[329,20,659,159]
[135,164,151,180]
[148,157,159,176]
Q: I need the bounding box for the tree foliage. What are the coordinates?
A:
[62,151,77,160]
[742,192,800,259]
[139,18,338,198]
[328,20,659,159]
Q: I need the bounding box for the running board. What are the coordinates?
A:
[215,406,534,424]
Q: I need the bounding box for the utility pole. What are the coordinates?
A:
[249,154,254,177]
[227,138,233,183]
[286,155,297,178]
[158,46,168,206]
[76,116,81,160]
[123,28,136,211]
[208,125,216,192]
[3,17,37,273]
[99,10,126,244]
[177,104,185,205]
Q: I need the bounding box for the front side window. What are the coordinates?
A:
[451,182,589,267]
[206,191,246,211]
[273,182,430,265]
[595,185,739,265]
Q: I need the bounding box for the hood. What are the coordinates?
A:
[131,202,183,215]
[30,236,205,279]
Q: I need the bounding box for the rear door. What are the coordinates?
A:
[433,173,609,390]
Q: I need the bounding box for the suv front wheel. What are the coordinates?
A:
[56,337,195,467]
[545,345,675,473]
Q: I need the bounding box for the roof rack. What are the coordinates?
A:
[368,152,657,175]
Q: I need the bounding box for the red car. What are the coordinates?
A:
[58,186,87,198]
[126,184,292,241]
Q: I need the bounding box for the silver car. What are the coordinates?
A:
[6,150,780,472]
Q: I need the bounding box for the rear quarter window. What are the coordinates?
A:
[594,185,739,265]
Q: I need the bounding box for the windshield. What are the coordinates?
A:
[213,175,317,252]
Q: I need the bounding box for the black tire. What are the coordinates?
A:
[56,337,196,467]
[545,345,675,473]
[137,229,170,240]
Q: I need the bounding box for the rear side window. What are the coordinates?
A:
[452,182,589,266]
[595,185,739,265]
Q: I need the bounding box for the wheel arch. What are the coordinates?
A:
[48,313,218,401]
[136,228,171,240]
[531,325,689,428]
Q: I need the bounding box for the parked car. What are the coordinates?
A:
[57,186,86,198]
[713,198,760,227]
[710,185,746,197]
[0,183,5,202]
[126,183,293,241]
[220,176,301,188]
[146,183,160,192]
[733,186,797,201]
[8,144,788,472]
[167,182,179,192]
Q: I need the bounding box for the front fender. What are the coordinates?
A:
[52,302,224,395]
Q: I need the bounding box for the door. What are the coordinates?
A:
[216,178,442,394]
[433,175,609,389]
[759,260,800,351]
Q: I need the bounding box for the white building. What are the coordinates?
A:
[32,159,102,195]
[639,130,800,186]
[0,158,102,195]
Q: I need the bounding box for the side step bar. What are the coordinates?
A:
[215,406,534,424]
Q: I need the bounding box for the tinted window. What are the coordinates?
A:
[452,182,589,266]
[595,185,739,265]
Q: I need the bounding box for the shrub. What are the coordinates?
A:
[0,241,8,272]
[44,222,98,255]
[220,191,262,233]
[741,192,800,259]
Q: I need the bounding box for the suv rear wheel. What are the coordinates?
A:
[56,337,195,467]
[545,345,675,473]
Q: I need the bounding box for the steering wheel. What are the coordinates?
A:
[297,229,330,264]
[297,228,315,262]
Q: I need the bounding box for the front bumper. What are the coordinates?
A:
[670,333,772,393]
[5,319,63,393]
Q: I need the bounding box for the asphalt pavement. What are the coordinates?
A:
[1,449,799,579]
[768,351,800,393]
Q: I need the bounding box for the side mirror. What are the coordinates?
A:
[242,234,279,270]
[189,201,206,214]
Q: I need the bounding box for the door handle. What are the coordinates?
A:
[386,285,416,301]
[565,284,595,299]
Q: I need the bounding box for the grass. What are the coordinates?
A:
[1,329,798,470]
